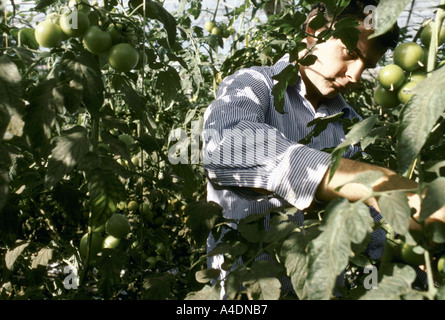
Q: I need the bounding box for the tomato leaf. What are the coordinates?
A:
[329,115,378,181]
[96,248,128,299]
[129,0,177,47]
[271,64,300,114]
[185,201,223,247]
[369,0,411,39]
[299,112,345,145]
[0,55,25,135]
[33,0,57,12]
[307,198,372,300]
[359,264,417,300]
[195,268,220,284]
[24,79,59,157]
[280,228,320,299]
[377,191,411,235]
[397,66,445,175]
[155,66,182,106]
[60,51,104,118]
[420,177,445,221]
[243,272,281,300]
[185,283,221,300]
[45,126,90,188]
[332,17,361,52]
[10,28,39,50]
[170,163,198,199]
[87,168,126,226]
[5,241,30,271]
[238,218,266,243]
[31,247,53,269]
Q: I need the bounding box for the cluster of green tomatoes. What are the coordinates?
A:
[203,20,234,38]
[79,213,131,264]
[374,19,445,109]
[33,0,142,72]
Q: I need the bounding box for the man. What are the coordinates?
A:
[202,0,445,297]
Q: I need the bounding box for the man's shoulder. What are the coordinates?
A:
[227,54,293,87]
[250,54,293,76]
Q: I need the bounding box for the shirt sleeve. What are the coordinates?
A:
[202,67,332,210]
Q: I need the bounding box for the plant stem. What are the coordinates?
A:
[213,0,220,22]
[424,249,438,299]
[427,0,445,74]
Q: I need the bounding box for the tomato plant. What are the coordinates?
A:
[1,0,445,302]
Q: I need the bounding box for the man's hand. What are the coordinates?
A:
[315,157,445,234]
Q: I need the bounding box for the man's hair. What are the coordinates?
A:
[303,0,400,49]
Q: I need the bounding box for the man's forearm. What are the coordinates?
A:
[315,157,445,233]
[315,157,418,204]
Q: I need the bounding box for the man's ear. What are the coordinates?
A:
[304,16,323,47]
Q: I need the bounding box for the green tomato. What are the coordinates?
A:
[211,26,221,36]
[127,200,139,212]
[59,11,90,38]
[374,85,400,108]
[398,243,425,266]
[118,133,134,147]
[397,81,418,104]
[377,64,405,90]
[34,20,63,48]
[204,21,215,32]
[108,43,139,72]
[105,213,131,238]
[102,234,121,249]
[82,26,112,54]
[79,232,103,262]
[394,42,425,71]
[408,71,427,83]
[221,26,231,38]
[420,20,445,47]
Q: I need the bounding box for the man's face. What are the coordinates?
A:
[300,24,387,105]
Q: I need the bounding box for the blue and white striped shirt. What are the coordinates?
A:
[202,54,382,295]
[203,54,361,221]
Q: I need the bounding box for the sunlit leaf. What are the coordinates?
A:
[88,168,126,226]
[397,58,445,175]
[307,198,372,300]
[378,191,411,235]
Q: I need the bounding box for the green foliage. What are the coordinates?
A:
[1,0,445,301]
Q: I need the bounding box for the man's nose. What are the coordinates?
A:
[346,60,365,84]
